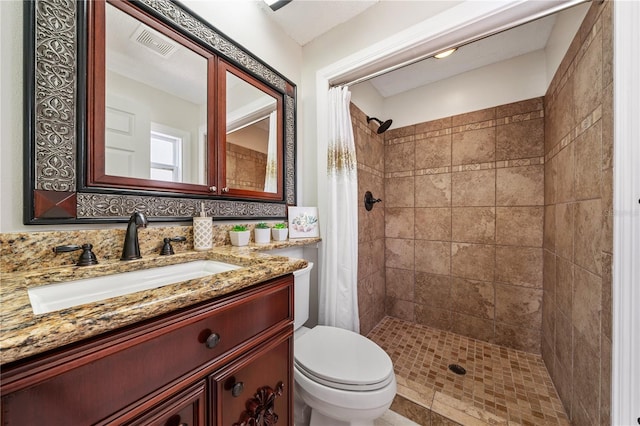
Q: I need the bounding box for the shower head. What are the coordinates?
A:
[366,116,393,134]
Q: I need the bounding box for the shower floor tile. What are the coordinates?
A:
[367,317,569,426]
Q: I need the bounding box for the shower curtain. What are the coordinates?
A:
[263,111,278,192]
[319,86,360,333]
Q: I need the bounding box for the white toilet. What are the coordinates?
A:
[291,262,396,426]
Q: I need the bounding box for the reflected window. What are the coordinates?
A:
[150,131,182,182]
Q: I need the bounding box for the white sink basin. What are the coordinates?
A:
[28,260,241,315]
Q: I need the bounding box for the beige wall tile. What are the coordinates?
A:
[572,266,602,346]
[386,297,415,322]
[451,277,495,319]
[555,202,574,261]
[496,165,544,206]
[573,27,602,123]
[385,207,415,239]
[544,205,556,251]
[385,238,415,270]
[493,322,541,353]
[415,135,452,169]
[554,310,573,376]
[452,127,496,165]
[415,208,451,241]
[495,246,543,288]
[600,335,612,425]
[451,243,494,282]
[602,253,612,341]
[545,79,575,153]
[555,144,575,203]
[574,199,602,275]
[415,240,451,275]
[386,176,415,207]
[386,141,415,172]
[415,304,452,331]
[451,312,494,342]
[601,166,614,254]
[555,256,574,316]
[415,116,452,134]
[495,283,542,329]
[575,120,602,200]
[415,272,451,309]
[542,289,555,349]
[415,173,451,207]
[544,154,557,205]
[386,267,415,302]
[451,169,495,207]
[496,97,543,118]
[602,83,613,170]
[572,330,601,424]
[543,250,556,298]
[452,207,495,244]
[496,118,544,161]
[452,107,495,127]
[496,206,543,247]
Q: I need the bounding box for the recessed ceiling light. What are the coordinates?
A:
[434,48,457,59]
[264,0,292,11]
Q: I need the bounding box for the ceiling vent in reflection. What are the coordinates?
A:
[131,25,178,58]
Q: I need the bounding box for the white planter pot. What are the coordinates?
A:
[229,230,250,247]
[254,228,271,244]
[271,227,288,241]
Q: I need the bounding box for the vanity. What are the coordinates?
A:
[0,239,315,425]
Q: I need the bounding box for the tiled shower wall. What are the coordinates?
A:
[381,99,545,353]
[351,104,386,335]
[541,1,613,424]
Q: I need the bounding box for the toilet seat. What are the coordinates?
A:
[294,326,394,392]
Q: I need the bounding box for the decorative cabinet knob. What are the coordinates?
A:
[205,332,220,349]
[231,381,244,397]
[209,186,217,192]
[222,187,230,193]
[232,381,284,426]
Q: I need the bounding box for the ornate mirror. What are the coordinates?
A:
[24,0,296,224]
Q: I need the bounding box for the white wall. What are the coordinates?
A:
[0,1,24,233]
[378,50,547,128]
[0,1,302,233]
[545,2,590,85]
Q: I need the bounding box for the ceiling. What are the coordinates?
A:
[258,0,379,46]
[259,0,588,98]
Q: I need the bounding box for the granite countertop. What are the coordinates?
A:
[0,239,319,365]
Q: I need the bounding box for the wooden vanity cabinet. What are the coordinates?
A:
[0,275,293,426]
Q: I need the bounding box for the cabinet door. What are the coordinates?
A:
[125,381,206,426]
[210,332,292,426]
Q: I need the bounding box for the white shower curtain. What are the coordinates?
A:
[319,86,360,333]
[263,111,278,193]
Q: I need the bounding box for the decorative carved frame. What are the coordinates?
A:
[24,0,296,224]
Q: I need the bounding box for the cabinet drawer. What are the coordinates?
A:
[210,331,292,426]
[125,381,206,426]
[1,276,292,426]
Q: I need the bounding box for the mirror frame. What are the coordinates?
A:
[24,0,297,224]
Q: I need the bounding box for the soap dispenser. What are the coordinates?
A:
[193,203,213,251]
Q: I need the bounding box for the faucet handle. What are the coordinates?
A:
[53,243,99,266]
[160,237,187,256]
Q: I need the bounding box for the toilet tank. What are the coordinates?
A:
[265,247,313,331]
[292,262,313,330]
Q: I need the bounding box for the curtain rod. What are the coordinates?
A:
[331,0,589,89]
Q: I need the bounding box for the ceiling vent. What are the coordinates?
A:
[131,25,178,58]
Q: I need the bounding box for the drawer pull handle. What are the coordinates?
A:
[205,332,220,349]
[233,381,284,426]
[231,381,244,397]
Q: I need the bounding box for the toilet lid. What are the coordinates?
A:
[294,326,394,391]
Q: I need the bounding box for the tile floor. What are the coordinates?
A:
[368,317,570,426]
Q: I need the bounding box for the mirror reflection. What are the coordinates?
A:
[104,3,208,185]
[225,72,278,193]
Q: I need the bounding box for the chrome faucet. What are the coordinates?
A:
[121,212,148,260]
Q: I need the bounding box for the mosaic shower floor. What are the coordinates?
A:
[367,317,570,426]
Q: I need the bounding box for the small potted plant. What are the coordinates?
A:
[254,222,271,244]
[271,222,288,241]
[229,224,250,247]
